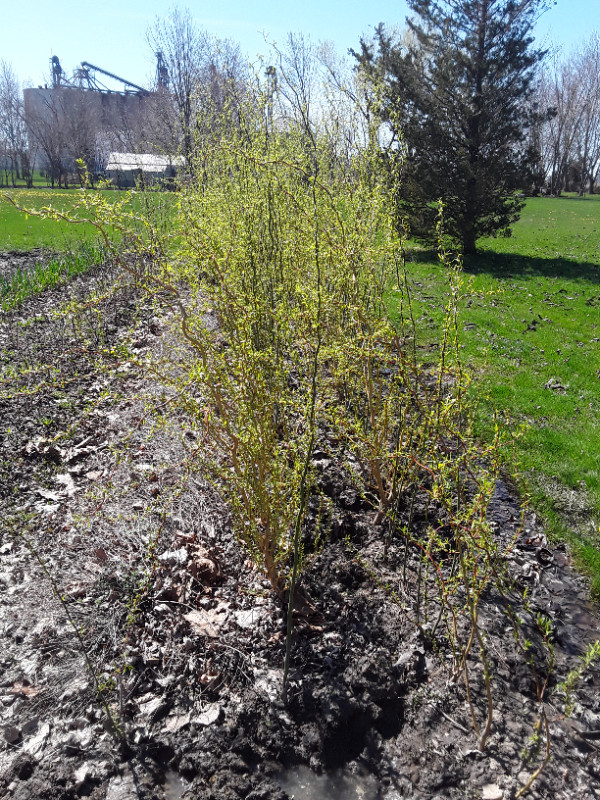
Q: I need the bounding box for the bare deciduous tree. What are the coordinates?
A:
[148,7,207,158]
[535,34,600,195]
[148,7,248,159]
[0,61,28,187]
[571,35,600,194]
[24,86,69,187]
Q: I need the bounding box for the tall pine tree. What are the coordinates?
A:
[355,1,549,253]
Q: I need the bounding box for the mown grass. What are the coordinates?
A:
[0,188,177,252]
[397,195,600,592]
[0,170,60,189]
[0,188,178,308]
[0,189,111,250]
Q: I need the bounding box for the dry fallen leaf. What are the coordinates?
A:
[11,682,42,698]
[23,437,64,464]
[85,470,103,481]
[55,473,78,496]
[198,670,222,690]
[65,582,89,599]
[184,608,227,638]
[164,713,191,733]
[174,530,195,544]
[36,488,62,502]
[64,446,96,464]
[195,704,221,726]
[189,546,222,584]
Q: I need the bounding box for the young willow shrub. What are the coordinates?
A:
[3,79,559,770]
[174,97,404,600]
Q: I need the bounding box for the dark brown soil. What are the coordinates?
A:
[1,255,600,800]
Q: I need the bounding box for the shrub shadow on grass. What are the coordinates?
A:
[464,251,600,284]
[406,246,600,285]
[405,246,438,265]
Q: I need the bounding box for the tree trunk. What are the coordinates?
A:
[462,227,477,255]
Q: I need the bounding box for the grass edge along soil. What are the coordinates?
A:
[399,194,600,594]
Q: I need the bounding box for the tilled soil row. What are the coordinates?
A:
[1,259,600,800]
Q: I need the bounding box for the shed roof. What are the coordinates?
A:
[106,152,185,172]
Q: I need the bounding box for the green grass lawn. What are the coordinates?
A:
[399,195,600,591]
[0,170,57,189]
[0,188,177,308]
[0,189,108,250]
[0,188,177,252]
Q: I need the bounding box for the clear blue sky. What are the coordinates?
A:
[1,0,596,90]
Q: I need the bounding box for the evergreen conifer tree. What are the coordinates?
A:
[355,1,550,253]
